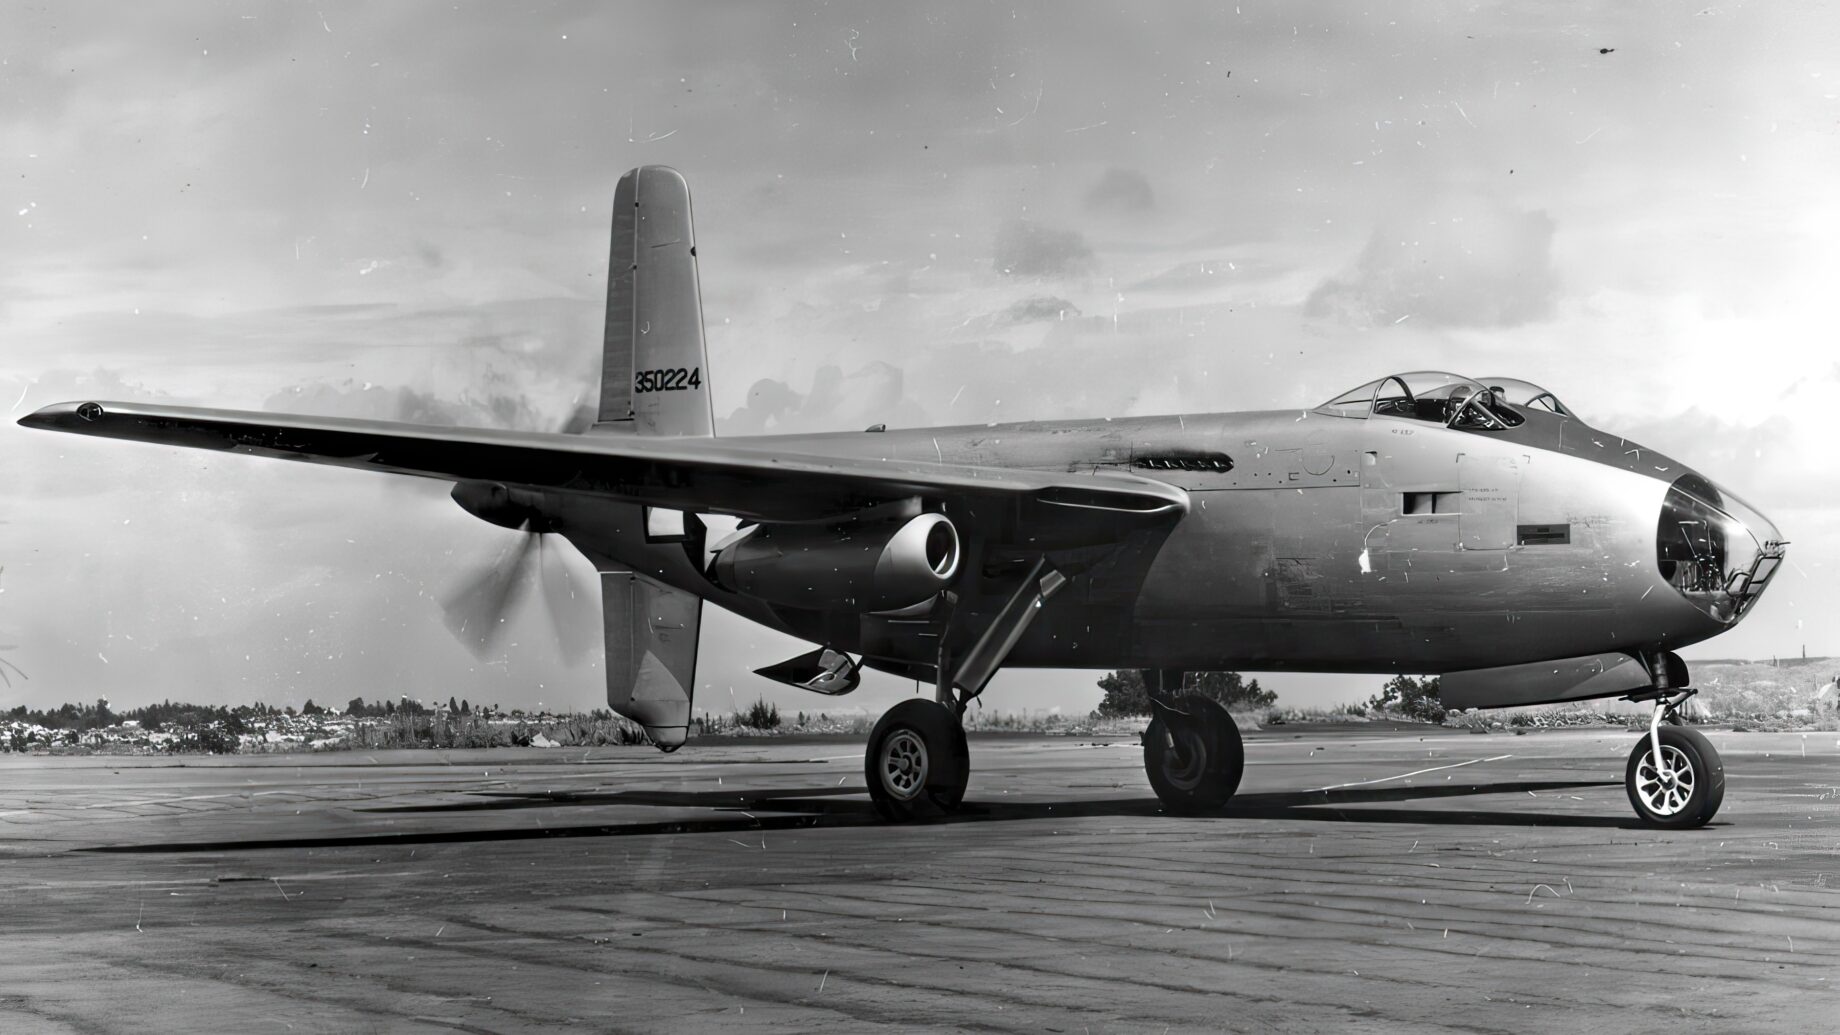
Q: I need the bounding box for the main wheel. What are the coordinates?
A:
[1144,694,1244,814]
[1625,725,1724,828]
[865,699,970,821]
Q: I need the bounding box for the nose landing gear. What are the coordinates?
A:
[1625,689,1724,828]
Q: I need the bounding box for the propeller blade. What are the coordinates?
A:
[536,534,599,665]
[436,392,594,660]
[554,399,598,435]
[441,527,541,659]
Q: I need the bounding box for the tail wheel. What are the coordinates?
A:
[1625,725,1724,828]
[865,699,969,822]
[1144,694,1244,814]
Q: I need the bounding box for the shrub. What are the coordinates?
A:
[1094,670,1275,717]
[1368,675,1446,724]
[740,698,781,730]
[165,722,240,754]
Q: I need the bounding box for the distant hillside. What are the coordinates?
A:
[1694,659,1838,716]
[1692,656,1834,670]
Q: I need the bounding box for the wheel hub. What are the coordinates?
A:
[1635,744,1695,816]
[879,729,929,801]
[1159,724,1208,791]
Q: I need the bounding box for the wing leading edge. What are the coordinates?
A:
[20,401,1187,533]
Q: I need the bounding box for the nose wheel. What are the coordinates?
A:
[1625,692,1724,828]
[1143,694,1244,814]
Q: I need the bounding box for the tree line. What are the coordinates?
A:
[1094,670,1445,723]
[2,696,503,732]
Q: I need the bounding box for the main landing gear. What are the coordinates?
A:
[1141,670,1245,814]
[863,559,1067,822]
[864,699,970,821]
[1144,692,1245,814]
[1625,688,1724,828]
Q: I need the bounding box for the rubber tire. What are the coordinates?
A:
[1625,725,1724,829]
[1144,694,1244,814]
[865,699,970,822]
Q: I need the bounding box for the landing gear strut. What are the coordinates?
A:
[1625,689,1724,828]
[864,559,1068,823]
[1142,673,1245,814]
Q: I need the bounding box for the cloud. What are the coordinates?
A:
[993,221,1095,278]
[985,296,1081,326]
[719,362,924,435]
[262,380,559,432]
[1606,398,1836,510]
[720,377,805,436]
[1085,168,1155,212]
[1128,258,1282,295]
[1305,201,1560,328]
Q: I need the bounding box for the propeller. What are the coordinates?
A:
[441,521,541,658]
[440,517,597,665]
[432,390,603,663]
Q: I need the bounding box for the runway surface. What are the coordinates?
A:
[3,724,1837,1033]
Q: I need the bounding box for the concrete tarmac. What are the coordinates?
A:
[2,724,1837,1033]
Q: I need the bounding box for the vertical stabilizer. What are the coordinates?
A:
[593,166,710,748]
[595,165,713,437]
[601,570,700,749]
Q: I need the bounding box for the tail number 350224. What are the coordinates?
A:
[634,367,703,393]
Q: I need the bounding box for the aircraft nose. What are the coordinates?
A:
[1654,474,1786,624]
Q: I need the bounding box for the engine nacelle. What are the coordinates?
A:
[451,481,551,531]
[711,513,960,612]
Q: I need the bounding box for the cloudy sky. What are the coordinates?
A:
[3,2,1836,716]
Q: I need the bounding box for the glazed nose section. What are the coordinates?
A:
[1655,474,1787,624]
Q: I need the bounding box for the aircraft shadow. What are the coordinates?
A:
[81,777,1640,854]
[359,785,869,814]
[951,778,1637,830]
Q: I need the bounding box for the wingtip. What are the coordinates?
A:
[16,400,104,430]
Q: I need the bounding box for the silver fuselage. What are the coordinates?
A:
[559,404,1772,676]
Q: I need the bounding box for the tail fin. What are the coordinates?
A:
[594,166,709,748]
[596,165,714,437]
[601,570,700,749]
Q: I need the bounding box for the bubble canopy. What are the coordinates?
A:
[1475,376,1572,416]
[1316,371,1538,428]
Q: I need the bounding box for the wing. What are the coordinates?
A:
[20,401,1186,539]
